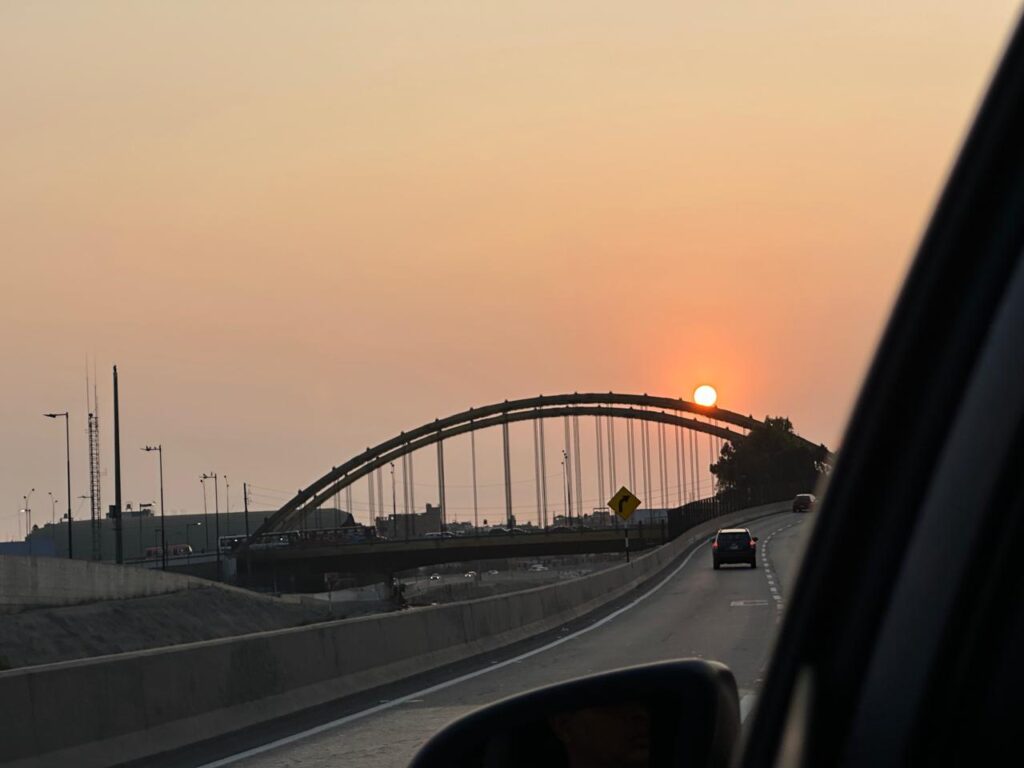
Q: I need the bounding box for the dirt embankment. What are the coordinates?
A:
[0,586,347,670]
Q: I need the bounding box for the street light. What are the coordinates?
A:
[142,445,166,570]
[390,462,401,540]
[201,473,220,576]
[562,449,573,526]
[21,489,34,545]
[48,492,57,526]
[43,412,72,559]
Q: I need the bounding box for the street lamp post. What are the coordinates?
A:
[390,462,401,540]
[48,492,57,527]
[143,445,166,570]
[201,473,220,576]
[22,489,34,549]
[562,449,572,527]
[43,412,72,559]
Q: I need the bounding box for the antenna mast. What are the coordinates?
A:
[87,361,102,560]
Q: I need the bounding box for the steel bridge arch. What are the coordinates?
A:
[255,393,811,536]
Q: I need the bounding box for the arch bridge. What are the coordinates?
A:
[253,393,814,539]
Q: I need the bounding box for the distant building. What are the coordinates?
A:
[0,539,56,557]
[376,503,443,538]
[25,507,356,562]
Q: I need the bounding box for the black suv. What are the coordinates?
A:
[712,528,757,569]
[792,493,816,512]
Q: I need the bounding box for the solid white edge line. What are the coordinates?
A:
[196,529,719,767]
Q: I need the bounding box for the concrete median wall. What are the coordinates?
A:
[0,502,788,768]
[0,555,213,613]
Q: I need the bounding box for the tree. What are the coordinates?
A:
[711,417,830,505]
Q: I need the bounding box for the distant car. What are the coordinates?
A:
[711,528,757,569]
[528,564,548,572]
[792,493,816,512]
[547,525,573,534]
[487,569,499,575]
[463,571,477,578]
[428,573,441,581]
[487,527,508,536]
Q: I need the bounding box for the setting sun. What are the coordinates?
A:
[693,385,718,407]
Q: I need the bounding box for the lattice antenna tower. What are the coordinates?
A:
[86,362,102,560]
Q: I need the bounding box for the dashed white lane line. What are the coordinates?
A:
[760,517,802,615]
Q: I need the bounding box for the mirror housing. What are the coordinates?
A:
[410,659,740,768]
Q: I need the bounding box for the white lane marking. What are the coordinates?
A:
[740,693,757,722]
[195,521,729,767]
[730,599,770,607]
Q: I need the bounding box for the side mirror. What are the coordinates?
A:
[409,660,740,768]
[753,536,759,542]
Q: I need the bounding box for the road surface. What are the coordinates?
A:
[186,511,809,768]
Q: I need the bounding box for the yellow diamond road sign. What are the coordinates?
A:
[608,486,641,521]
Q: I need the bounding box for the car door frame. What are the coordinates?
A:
[741,13,1024,768]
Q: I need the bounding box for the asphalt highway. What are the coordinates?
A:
[185,511,809,768]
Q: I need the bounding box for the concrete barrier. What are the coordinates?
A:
[0,555,213,613]
[0,502,789,768]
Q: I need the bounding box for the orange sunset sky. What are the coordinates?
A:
[2,2,1019,538]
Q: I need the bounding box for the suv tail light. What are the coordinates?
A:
[750,540,756,548]
[711,540,718,550]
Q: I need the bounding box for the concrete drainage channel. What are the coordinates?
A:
[0,502,789,768]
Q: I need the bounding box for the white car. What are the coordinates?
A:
[528,564,548,572]
[463,571,477,578]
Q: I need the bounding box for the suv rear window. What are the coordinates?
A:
[717,532,750,546]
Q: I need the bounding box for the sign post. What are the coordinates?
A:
[608,486,641,563]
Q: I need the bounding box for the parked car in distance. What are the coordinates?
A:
[792,493,816,512]
[428,573,441,581]
[528,564,548,572]
[487,569,499,575]
[463,571,477,578]
[711,528,757,569]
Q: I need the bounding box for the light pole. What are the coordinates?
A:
[43,412,72,559]
[199,477,209,551]
[201,473,220,575]
[142,445,166,570]
[22,489,34,546]
[562,449,572,527]
[47,492,57,527]
[390,462,401,540]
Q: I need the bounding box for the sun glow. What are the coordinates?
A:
[693,385,718,407]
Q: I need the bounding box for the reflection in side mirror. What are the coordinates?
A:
[410,660,740,768]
